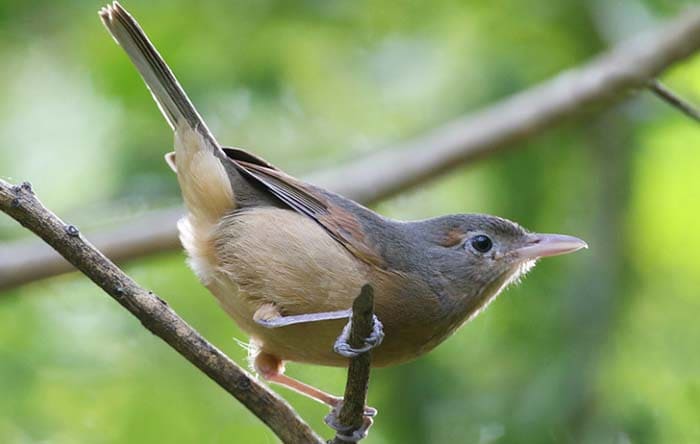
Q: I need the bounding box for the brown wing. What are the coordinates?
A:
[221,148,384,268]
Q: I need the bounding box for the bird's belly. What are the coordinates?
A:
[207,271,451,368]
[182,207,455,368]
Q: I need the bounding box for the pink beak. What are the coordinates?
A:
[516,233,588,260]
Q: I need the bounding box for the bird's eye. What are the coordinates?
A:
[469,235,493,253]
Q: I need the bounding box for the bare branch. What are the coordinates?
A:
[0,178,324,444]
[328,285,376,443]
[648,79,700,123]
[2,7,700,290]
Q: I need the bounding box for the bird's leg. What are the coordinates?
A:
[253,303,352,328]
[254,352,377,444]
[253,303,380,425]
[254,352,344,407]
[253,304,384,442]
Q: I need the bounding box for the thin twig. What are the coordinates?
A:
[0,178,324,444]
[648,79,700,123]
[329,284,376,444]
[2,8,700,290]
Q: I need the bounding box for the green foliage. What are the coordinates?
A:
[1,0,699,442]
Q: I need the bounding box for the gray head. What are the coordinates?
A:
[411,213,587,319]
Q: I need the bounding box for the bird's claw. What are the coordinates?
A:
[324,400,377,442]
[333,314,384,358]
[327,397,377,417]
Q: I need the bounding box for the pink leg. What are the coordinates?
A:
[254,352,340,407]
[255,351,377,442]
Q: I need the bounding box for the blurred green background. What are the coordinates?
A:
[1,0,699,443]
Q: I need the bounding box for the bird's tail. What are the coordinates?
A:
[100,1,235,230]
[99,1,216,146]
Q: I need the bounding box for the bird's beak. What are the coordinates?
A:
[515,233,588,260]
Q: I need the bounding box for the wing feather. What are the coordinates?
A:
[223,151,385,268]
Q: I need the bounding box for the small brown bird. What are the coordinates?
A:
[100,2,586,437]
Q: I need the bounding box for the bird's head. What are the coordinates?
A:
[419,214,587,318]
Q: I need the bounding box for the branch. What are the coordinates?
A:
[328,285,376,443]
[0,179,324,444]
[648,79,700,123]
[2,7,700,290]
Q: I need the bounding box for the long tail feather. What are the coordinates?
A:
[99,1,217,145]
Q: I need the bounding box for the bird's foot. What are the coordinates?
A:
[333,314,384,358]
[327,396,378,417]
[324,399,377,442]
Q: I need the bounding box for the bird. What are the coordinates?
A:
[99,1,586,438]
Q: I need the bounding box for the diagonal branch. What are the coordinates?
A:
[0,178,324,444]
[2,7,700,291]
